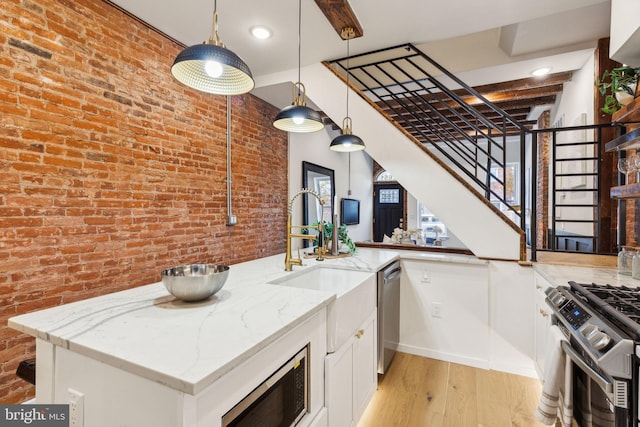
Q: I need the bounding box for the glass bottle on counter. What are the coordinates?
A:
[618,246,634,276]
[633,249,640,280]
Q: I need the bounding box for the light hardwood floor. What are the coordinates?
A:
[358,352,552,427]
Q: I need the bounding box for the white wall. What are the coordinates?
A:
[398,258,537,378]
[288,130,374,250]
[488,261,536,376]
[610,0,640,66]
[551,54,595,126]
[399,259,490,369]
[550,55,597,236]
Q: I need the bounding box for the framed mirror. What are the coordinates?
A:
[302,161,335,245]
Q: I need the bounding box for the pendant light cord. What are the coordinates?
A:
[346,37,350,118]
[348,152,352,195]
[297,0,302,97]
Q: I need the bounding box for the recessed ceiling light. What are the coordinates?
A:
[531,67,551,77]
[250,26,272,40]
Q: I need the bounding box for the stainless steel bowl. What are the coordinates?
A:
[161,264,229,302]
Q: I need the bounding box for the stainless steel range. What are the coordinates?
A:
[546,281,640,427]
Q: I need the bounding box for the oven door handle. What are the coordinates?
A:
[561,341,613,394]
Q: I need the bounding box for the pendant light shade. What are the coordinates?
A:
[273,0,324,133]
[171,4,254,96]
[330,117,365,151]
[274,82,325,132]
[330,28,365,152]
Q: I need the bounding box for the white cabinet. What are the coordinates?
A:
[39,311,328,427]
[533,273,555,379]
[354,312,377,417]
[325,310,377,427]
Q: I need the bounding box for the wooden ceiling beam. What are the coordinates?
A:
[458,72,573,95]
[364,72,572,137]
[460,85,565,105]
[314,0,363,39]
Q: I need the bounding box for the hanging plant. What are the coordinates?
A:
[596,65,640,114]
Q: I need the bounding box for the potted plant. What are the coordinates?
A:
[306,222,357,254]
[596,65,640,114]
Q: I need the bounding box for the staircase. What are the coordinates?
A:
[327,44,527,229]
[279,43,615,261]
[299,62,523,260]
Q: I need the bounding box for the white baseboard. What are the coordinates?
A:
[489,360,539,379]
[396,344,490,370]
[396,344,540,380]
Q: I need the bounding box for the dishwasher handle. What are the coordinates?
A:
[384,268,401,282]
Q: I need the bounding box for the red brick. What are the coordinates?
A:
[0,0,287,403]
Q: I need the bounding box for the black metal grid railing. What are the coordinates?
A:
[328,44,617,259]
[328,43,527,230]
[529,125,605,259]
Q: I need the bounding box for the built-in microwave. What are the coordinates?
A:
[222,344,309,427]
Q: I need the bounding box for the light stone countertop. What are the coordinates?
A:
[533,263,640,288]
[8,247,484,396]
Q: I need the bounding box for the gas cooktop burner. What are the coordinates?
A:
[569,281,640,339]
[581,284,640,313]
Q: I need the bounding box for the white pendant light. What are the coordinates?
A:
[273,0,324,133]
[330,28,365,152]
[171,0,254,96]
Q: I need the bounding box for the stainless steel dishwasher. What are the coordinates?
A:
[377,260,401,375]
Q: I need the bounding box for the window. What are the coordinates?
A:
[418,203,447,242]
[375,170,395,182]
[379,189,400,204]
[490,163,519,204]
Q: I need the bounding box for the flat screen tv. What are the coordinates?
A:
[341,198,360,225]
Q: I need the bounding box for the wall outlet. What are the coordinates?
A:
[431,302,443,318]
[227,215,237,225]
[68,388,84,427]
[422,271,431,283]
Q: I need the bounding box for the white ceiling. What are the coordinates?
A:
[111,0,612,108]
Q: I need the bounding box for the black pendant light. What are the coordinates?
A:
[273,0,324,133]
[171,0,254,96]
[330,28,365,152]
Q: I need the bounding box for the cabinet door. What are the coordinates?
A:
[325,310,378,427]
[533,275,554,379]
[354,312,377,421]
[325,338,356,427]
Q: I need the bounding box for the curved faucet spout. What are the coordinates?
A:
[285,188,326,271]
[288,188,322,215]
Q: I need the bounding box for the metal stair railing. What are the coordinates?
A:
[328,43,528,231]
[529,124,609,260]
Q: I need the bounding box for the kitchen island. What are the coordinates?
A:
[8,248,399,427]
[10,246,532,426]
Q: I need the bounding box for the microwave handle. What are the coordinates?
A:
[561,341,613,394]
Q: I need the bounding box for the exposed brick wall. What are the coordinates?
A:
[536,111,550,248]
[625,151,639,247]
[0,0,287,403]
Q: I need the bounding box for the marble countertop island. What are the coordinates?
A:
[8,248,399,395]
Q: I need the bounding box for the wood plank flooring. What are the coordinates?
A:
[358,352,552,427]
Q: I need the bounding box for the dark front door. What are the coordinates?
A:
[373,183,405,242]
